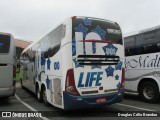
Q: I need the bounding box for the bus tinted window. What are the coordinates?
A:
[125,29,160,56]
[72,18,122,44]
[124,36,135,56]
[41,24,64,58]
[0,35,10,53]
[124,36,134,48]
[134,34,143,55]
[156,29,160,37]
[143,31,155,40]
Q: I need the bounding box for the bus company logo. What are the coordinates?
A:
[125,55,160,69]
[102,43,118,56]
[77,72,103,87]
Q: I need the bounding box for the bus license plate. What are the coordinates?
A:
[96,98,106,103]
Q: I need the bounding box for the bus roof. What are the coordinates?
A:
[0,32,13,37]
[74,16,116,24]
[22,16,120,55]
[124,25,160,38]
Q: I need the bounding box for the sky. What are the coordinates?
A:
[0,0,160,42]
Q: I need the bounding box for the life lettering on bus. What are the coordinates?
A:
[78,72,103,87]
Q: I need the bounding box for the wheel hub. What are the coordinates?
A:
[143,86,155,100]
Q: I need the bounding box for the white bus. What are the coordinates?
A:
[124,26,160,103]
[0,32,16,98]
[20,16,125,109]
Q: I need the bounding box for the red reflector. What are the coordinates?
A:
[119,68,125,90]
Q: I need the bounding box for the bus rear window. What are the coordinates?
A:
[72,17,123,44]
[0,35,10,53]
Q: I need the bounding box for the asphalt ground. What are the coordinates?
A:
[0,83,160,120]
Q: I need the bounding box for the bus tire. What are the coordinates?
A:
[42,86,49,105]
[36,85,42,102]
[139,81,160,103]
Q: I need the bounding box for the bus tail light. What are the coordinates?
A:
[13,65,16,78]
[65,69,80,96]
[120,68,125,90]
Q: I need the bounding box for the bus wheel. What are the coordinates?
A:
[42,87,49,105]
[36,86,42,102]
[139,81,159,103]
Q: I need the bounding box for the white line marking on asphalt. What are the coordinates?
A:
[116,103,157,112]
[15,94,50,120]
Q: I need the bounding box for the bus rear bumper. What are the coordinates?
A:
[63,89,124,110]
[0,86,15,97]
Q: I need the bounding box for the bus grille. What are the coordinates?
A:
[77,55,120,65]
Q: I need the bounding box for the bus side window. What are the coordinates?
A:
[40,24,64,59]
[48,44,60,57]
[125,48,135,56]
[134,34,143,55]
[155,29,160,52]
[61,25,66,39]
[124,36,135,56]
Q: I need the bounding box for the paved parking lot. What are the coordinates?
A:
[0,83,160,120]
